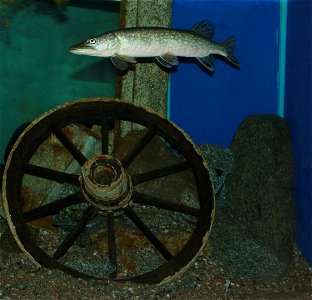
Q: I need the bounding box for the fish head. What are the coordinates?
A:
[69,33,119,57]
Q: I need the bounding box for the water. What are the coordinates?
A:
[0,0,310,270]
[0,0,120,164]
[169,0,311,267]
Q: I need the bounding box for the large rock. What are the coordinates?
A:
[199,144,233,209]
[212,114,296,278]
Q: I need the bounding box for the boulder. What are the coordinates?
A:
[211,114,296,279]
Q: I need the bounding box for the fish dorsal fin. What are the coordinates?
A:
[197,55,215,72]
[156,54,179,68]
[191,20,214,39]
[111,57,129,71]
[116,54,137,64]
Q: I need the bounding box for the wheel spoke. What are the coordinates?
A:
[23,192,85,222]
[124,206,173,261]
[52,206,97,260]
[132,161,191,185]
[132,191,199,217]
[101,115,110,155]
[52,126,88,166]
[107,212,117,278]
[24,164,80,186]
[121,128,157,168]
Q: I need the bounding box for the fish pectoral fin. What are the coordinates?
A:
[197,55,215,72]
[111,57,129,71]
[112,55,136,70]
[116,54,137,64]
[156,54,179,68]
[156,56,172,68]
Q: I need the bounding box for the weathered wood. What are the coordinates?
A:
[117,0,173,136]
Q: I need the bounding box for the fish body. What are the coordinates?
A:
[69,20,240,72]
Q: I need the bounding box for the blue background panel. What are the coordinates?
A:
[284,0,312,265]
[171,0,312,266]
[170,0,279,147]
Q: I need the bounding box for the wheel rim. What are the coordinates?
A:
[2,98,215,284]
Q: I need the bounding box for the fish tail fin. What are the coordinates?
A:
[222,37,240,68]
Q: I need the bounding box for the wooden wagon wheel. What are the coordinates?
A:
[2,98,214,285]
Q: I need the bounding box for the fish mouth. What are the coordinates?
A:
[69,43,90,52]
[69,45,106,57]
[69,43,96,55]
[69,47,83,54]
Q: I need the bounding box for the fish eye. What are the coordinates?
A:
[88,38,97,44]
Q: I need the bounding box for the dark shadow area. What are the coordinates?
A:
[0,164,4,187]
[25,0,120,23]
[66,0,120,12]
[25,0,69,23]
[70,60,116,84]
[3,122,31,163]
[1,122,31,184]
[32,0,120,12]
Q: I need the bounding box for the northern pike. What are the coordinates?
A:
[69,20,240,72]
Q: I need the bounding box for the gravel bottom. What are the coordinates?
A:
[1,238,311,300]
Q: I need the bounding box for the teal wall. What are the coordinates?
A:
[0,1,120,164]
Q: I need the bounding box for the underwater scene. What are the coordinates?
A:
[0,0,311,299]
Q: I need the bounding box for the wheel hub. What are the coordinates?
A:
[80,155,133,211]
